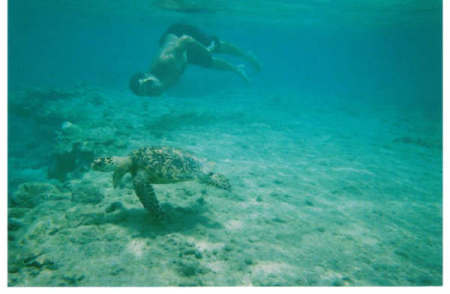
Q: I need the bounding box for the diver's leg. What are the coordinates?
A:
[215,41,261,71]
[211,58,249,83]
[178,36,249,82]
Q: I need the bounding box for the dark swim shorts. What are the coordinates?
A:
[159,23,220,67]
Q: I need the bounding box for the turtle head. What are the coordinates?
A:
[200,172,232,191]
[91,156,121,172]
[91,156,133,188]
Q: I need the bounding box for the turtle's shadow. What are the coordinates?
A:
[106,201,223,238]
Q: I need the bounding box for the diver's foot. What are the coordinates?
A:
[237,64,249,83]
[207,40,217,52]
[246,52,261,72]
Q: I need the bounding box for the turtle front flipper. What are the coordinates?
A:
[113,167,128,188]
[112,156,133,188]
[133,170,163,218]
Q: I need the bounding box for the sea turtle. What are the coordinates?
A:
[91,146,231,218]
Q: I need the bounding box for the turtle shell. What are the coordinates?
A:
[130,146,202,183]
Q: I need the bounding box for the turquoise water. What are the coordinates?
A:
[8,0,442,286]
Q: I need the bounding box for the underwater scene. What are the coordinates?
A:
[8,0,442,287]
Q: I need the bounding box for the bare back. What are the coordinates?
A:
[150,34,188,89]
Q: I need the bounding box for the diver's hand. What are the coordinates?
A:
[247,51,261,72]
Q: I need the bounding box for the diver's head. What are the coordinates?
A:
[129,72,163,97]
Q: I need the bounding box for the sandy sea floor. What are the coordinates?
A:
[8,85,442,286]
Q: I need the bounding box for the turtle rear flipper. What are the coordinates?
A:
[133,170,163,218]
[199,172,231,191]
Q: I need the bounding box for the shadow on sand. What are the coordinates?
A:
[104,201,223,238]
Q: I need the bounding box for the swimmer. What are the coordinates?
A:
[129,23,261,96]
